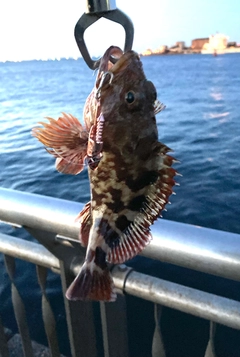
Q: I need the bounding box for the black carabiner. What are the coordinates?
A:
[74,1,134,69]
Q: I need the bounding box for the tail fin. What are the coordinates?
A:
[66,249,116,302]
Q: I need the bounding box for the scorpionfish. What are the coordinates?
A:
[32,46,177,302]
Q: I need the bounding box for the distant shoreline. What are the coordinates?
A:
[140,47,240,57]
[1,48,240,64]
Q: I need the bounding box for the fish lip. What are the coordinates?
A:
[97,47,139,82]
[109,50,139,74]
[98,46,123,74]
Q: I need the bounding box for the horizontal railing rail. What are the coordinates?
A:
[0,187,240,281]
[1,187,240,357]
[1,232,240,331]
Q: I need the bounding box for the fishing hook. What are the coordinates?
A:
[74,0,134,70]
[95,71,114,99]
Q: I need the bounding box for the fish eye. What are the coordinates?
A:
[125,91,135,104]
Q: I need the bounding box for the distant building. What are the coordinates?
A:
[152,45,168,54]
[227,42,237,47]
[202,33,228,54]
[191,38,209,51]
[176,41,185,50]
[168,41,186,53]
[141,49,152,56]
[141,45,168,56]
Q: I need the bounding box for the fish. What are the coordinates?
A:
[32,46,177,302]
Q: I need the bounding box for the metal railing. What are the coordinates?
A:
[0,187,240,357]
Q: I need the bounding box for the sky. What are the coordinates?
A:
[0,0,239,62]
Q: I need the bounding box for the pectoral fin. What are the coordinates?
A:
[32,113,88,174]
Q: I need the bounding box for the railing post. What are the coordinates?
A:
[4,255,34,357]
[152,304,166,357]
[204,321,217,357]
[0,316,10,357]
[36,265,61,357]
[100,295,129,357]
[59,261,98,357]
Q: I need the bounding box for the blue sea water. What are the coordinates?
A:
[1,54,240,233]
[0,54,240,356]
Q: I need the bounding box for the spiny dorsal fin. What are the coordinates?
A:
[107,219,152,264]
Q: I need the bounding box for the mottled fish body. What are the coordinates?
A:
[32,46,176,302]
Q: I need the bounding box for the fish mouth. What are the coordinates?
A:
[99,46,139,74]
[98,46,123,73]
[109,50,139,74]
[96,46,139,92]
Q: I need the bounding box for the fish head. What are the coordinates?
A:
[95,49,160,150]
[83,46,124,130]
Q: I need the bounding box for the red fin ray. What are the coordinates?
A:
[54,155,85,175]
[75,202,92,247]
[107,220,152,264]
[66,260,116,302]
[32,113,88,175]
